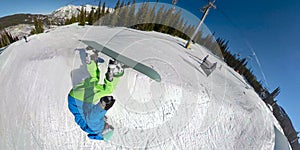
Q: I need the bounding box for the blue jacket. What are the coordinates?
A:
[68,95,106,140]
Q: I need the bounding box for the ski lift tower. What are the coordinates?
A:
[172,0,178,5]
[171,0,178,13]
[185,0,216,49]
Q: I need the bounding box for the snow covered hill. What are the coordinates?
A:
[50,4,86,20]
[0,24,290,149]
[50,4,112,20]
[4,24,34,38]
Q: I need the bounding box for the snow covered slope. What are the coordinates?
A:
[0,24,289,149]
[4,24,34,38]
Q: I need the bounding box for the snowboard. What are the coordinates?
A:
[103,130,114,142]
[80,40,161,82]
[102,120,114,142]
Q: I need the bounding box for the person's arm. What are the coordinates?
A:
[88,105,107,121]
[102,77,120,94]
[85,104,107,134]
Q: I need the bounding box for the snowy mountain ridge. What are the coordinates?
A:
[50,4,112,20]
[2,4,113,38]
[0,24,291,149]
[50,4,91,20]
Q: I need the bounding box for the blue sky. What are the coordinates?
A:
[1,0,299,136]
[205,0,300,133]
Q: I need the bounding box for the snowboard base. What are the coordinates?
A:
[80,40,161,82]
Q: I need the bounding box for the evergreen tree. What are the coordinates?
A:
[147,2,158,31]
[102,2,107,15]
[120,0,125,8]
[30,17,38,34]
[79,6,86,26]
[114,0,121,10]
[87,8,95,25]
[70,15,77,23]
[102,13,110,26]
[5,31,13,43]
[30,17,44,34]
[202,34,214,48]
[194,31,203,44]
[76,12,80,22]
[2,32,10,45]
[45,18,51,26]
[65,18,71,25]
[97,2,107,25]
[150,2,158,23]
[135,2,146,25]
[106,7,110,14]
[270,87,280,98]
[0,37,4,47]
[118,3,129,27]
[110,11,119,26]
[155,5,165,31]
[116,1,124,26]
[176,18,185,36]
[141,2,151,30]
[101,6,111,26]
[95,0,102,20]
[37,19,44,33]
[0,30,19,47]
[128,0,136,27]
[33,17,39,30]
[181,21,189,39]
[30,29,36,35]
[235,58,247,72]
[110,0,122,26]
[169,9,182,35]
[185,25,195,39]
[159,7,173,33]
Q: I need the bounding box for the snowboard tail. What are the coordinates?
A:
[103,130,114,142]
[80,40,161,82]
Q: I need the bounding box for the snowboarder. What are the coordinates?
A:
[202,55,209,64]
[23,36,28,42]
[200,55,217,76]
[67,48,124,140]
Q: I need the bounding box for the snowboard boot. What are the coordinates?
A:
[85,46,98,64]
[105,59,125,81]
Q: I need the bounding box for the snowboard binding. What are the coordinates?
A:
[106,59,126,81]
[85,46,104,64]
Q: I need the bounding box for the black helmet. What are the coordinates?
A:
[100,96,115,110]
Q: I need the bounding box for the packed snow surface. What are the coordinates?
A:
[0,24,287,149]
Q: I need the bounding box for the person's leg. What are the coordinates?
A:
[106,59,124,82]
